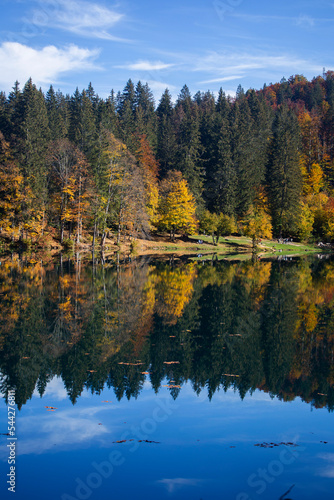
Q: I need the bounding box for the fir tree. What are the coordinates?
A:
[267,105,303,237]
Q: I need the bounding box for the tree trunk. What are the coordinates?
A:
[92,219,97,251]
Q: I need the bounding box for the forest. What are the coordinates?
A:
[1,72,334,247]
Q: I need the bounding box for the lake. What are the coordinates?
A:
[0,253,334,499]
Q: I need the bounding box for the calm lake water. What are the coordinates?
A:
[1,253,334,500]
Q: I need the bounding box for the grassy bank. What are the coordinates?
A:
[0,232,328,259]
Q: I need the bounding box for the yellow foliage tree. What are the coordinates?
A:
[296,201,314,240]
[157,171,197,240]
[242,206,273,249]
[0,132,24,239]
[301,162,323,196]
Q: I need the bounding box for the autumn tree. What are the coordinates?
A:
[157,170,197,240]
[199,210,218,245]
[48,139,92,243]
[136,134,159,228]
[243,206,273,249]
[0,132,24,238]
[216,213,237,242]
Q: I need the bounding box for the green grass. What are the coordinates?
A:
[188,234,323,258]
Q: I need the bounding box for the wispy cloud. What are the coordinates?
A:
[192,51,324,81]
[116,60,175,71]
[0,42,100,91]
[230,13,332,25]
[156,478,203,494]
[296,15,315,27]
[30,0,127,41]
[317,453,334,478]
[198,75,242,84]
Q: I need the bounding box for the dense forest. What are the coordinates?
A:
[1,73,334,247]
[0,255,334,410]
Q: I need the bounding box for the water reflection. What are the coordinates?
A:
[1,253,334,411]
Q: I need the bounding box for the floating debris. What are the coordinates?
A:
[254,442,299,449]
[138,439,160,444]
[222,373,240,377]
[102,401,112,403]
[113,439,160,444]
[163,361,180,365]
[162,384,181,389]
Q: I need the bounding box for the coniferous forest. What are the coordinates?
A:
[1,73,334,248]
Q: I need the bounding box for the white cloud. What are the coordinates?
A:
[0,42,100,91]
[317,453,334,478]
[194,52,321,74]
[31,0,126,41]
[296,15,315,27]
[33,376,68,400]
[157,478,202,494]
[116,60,175,71]
[198,75,242,84]
[192,51,324,82]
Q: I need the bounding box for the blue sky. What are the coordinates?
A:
[0,0,333,102]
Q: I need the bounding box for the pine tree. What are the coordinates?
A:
[20,79,50,205]
[69,88,97,167]
[213,118,236,216]
[134,82,157,150]
[174,86,203,203]
[46,86,69,140]
[267,105,303,236]
[97,89,119,136]
[118,79,136,151]
[156,89,177,178]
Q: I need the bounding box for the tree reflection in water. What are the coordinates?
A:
[0,253,334,411]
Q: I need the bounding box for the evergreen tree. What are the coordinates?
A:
[118,79,136,151]
[212,118,236,215]
[69,88,97,166]
[267,105,302,236]
[20,79,50,203]
[156,89,176,178]
[46,86,69,140]
[134,82,157,150]
[97,89,119,136]
[174,85,203,203]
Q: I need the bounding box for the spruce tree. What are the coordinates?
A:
[20,79,50,203]
[174,86,203,203]
[156,89,177,178]
[267,105,302,237]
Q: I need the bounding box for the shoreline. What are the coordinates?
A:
[0,234,330,262]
